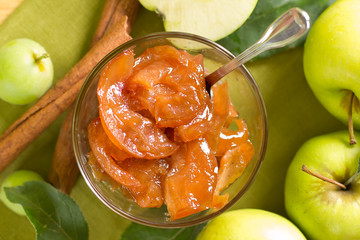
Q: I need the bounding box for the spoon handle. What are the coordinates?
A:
[205,7,311,86]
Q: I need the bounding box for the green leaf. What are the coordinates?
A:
[355,157,360,176]
[5,181,88,240]
[217,0,336,58]
[121,222,206,240]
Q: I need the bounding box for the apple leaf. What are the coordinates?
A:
[218,0,337,58]
[121,222,206,240]
[4,181,88,240]
[356,158,360,174]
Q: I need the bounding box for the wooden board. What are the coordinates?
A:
[0,0,24,24]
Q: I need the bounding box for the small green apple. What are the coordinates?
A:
[0,170,44,216]
[0,38,54,105]
[138,0,257,41]
[303,0,360,143]
[196,209,306,240]
[285,131,360,240]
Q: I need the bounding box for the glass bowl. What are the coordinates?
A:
[73,32,267,228]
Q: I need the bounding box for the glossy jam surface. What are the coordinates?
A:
[88,45,254,220]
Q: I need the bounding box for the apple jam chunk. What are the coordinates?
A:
[87,45,255,220]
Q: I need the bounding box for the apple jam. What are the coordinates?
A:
[87,45,254,220]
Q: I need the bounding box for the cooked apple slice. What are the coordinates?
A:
[139,0,258,41]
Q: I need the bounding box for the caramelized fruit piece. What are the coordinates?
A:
[126,45,210,129]
[87,152,104,181]
[224,102,239,127]
[211,81,231,118]
[216,119,249,156]
[119,158,170,208]
[212,192,229,210]
[125,60,172,113]
[97,49,178,159]
[87,152,123,191]
[174,102,212,142]
[203,81,230,152]
[172,52,213,142]
[164,137,218,220]
[173,74,237,143]
[215,140,255,195]
[88,118,170,208]
[87,118,141,189]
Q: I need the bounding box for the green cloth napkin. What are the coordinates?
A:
[0,0,344,239]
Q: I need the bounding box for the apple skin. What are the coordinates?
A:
[303,0,360,129]
[0,38,54,105]
[0,170,44,216]
[285,131,360,240]
[196,209,306,240]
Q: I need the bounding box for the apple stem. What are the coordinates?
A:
[348,92,357,145]
[34,53,49,63]
[301,165,347,190]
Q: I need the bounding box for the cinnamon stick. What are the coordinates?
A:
[92,0,138,43]
[47,106,77,193]
[0,4,136,173]
[48,0,139,194]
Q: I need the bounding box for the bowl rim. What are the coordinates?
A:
[73,31,268,228]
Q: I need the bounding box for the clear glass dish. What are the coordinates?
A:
[73,32,267,228]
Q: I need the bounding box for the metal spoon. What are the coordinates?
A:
[205,7,311,86]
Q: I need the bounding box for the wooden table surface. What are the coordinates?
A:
[0,0,24,24]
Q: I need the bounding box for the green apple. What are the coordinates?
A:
[0,38,54,105]
[303,0,360,143]
[196,209,306,240]
[138,0,257,41]
[285,131,360,239]
[0,170,44,216]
